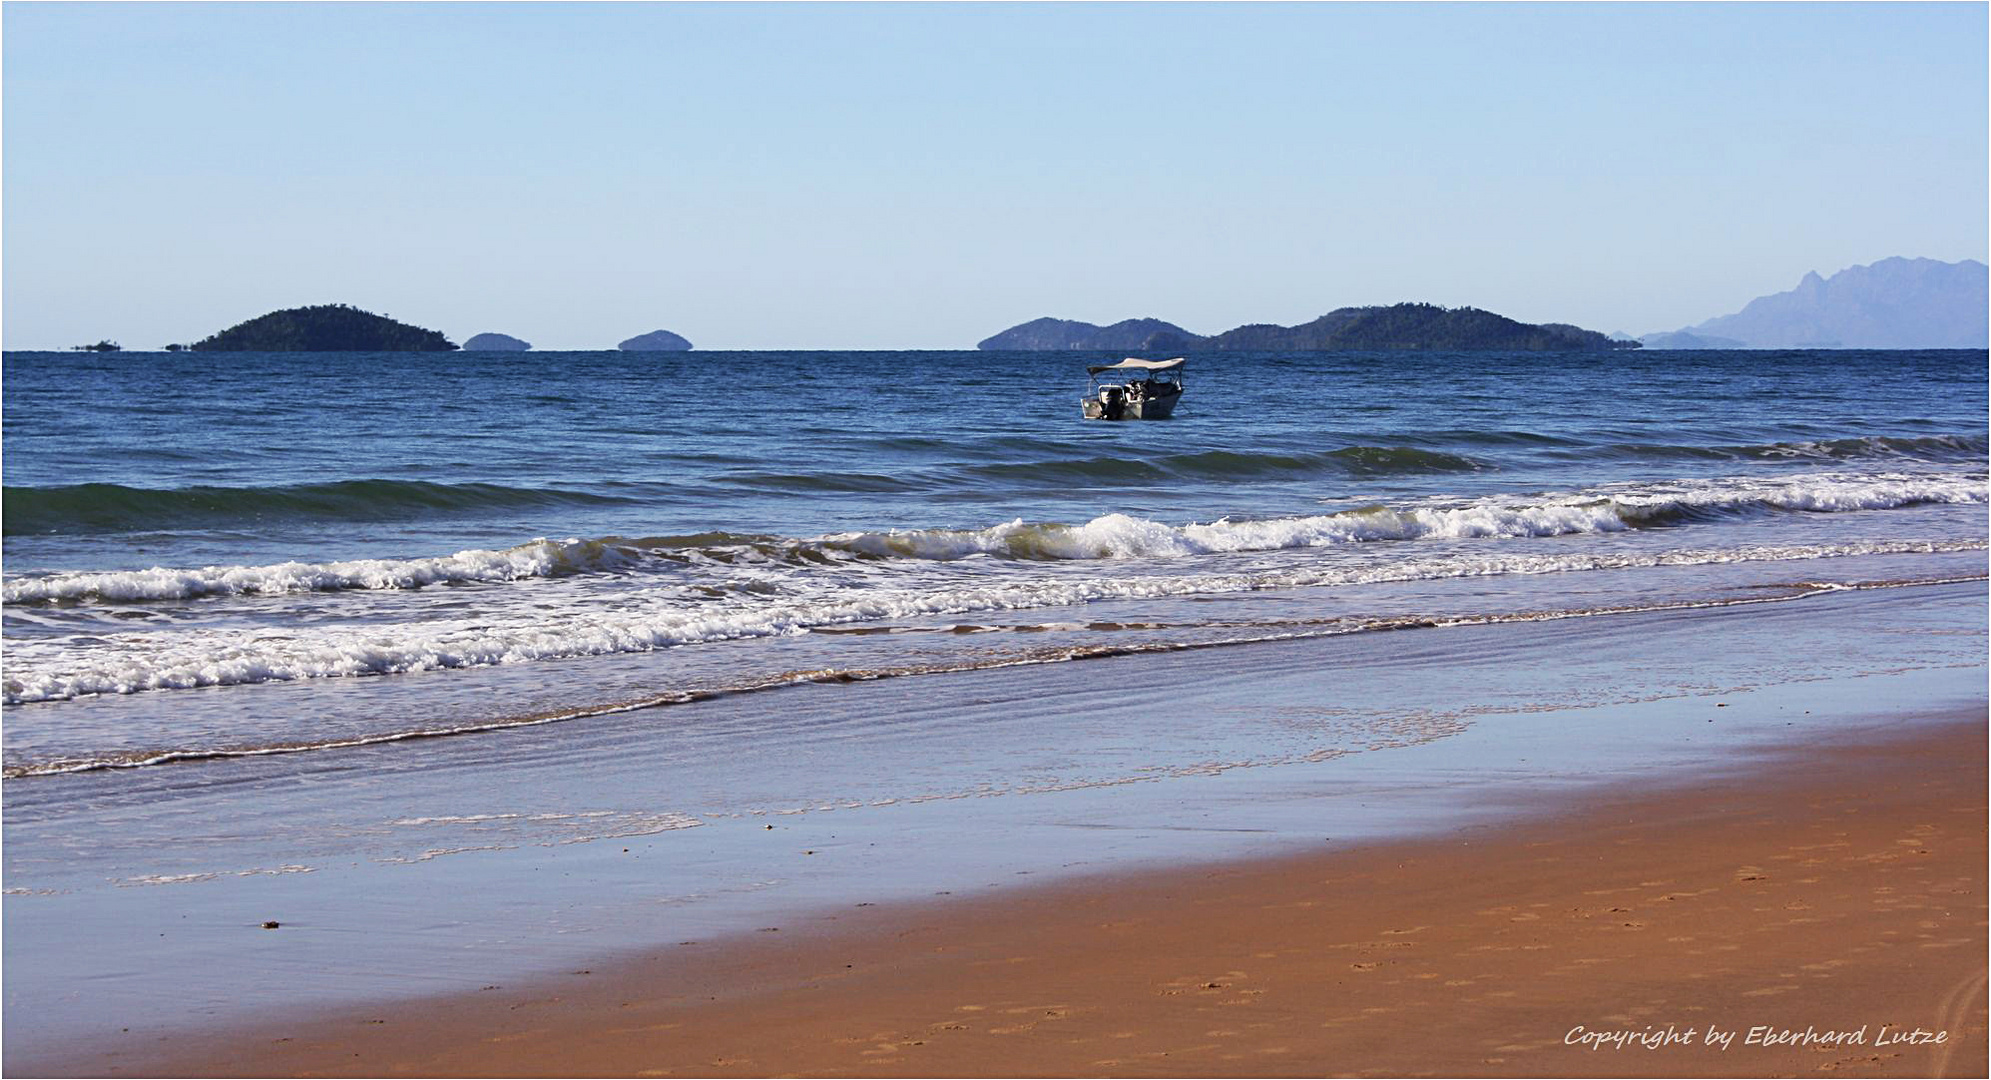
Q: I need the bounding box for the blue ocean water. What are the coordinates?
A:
[2,348,1986,774]
[4,347,1987,1059]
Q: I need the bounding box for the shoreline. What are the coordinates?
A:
[48,709,1987,1079]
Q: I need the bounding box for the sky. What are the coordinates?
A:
[3,2,1986,350]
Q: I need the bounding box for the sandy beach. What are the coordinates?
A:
[56,709,1983,1079]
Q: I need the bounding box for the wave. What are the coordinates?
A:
[6,570,1983,773]
[1,479,637,536]
[4,539,1983,705]
[2,538,629,604]
[1591,434,1989,464]
[0,530,853,605]
[7,470,1984,605]
[830,471,1988,560]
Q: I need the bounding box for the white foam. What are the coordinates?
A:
[0,538,620,605]
[8,470,1980,606]
[829,471,1987,560]
[5,537,1981,704]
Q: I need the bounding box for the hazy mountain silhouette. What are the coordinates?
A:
[1671,257,1987,349]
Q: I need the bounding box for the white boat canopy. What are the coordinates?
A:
[1086,357,1186,375]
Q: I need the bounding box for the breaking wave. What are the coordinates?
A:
[1590,433,1988,464]
[4,538,1983,704]
[6,470,1983,605]
[828,471,1985,560]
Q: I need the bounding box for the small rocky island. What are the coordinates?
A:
[192,304,457,352]
[617,329,693,351]
[980,303,1637,352]
[462,332,531,351]
[1638,330,1747,350]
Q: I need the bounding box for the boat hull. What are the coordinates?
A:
[1082,387,1182,421]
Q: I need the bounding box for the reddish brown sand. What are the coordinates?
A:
[65,716,1988,1079]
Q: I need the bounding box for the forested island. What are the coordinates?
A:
[191,304,458,351]
[979,303,1638,352]
[1203,304,1633,351]
[977,318,1201,351]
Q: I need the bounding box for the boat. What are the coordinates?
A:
[1082,358,1185,420]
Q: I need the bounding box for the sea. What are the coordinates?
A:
[3,347,1987,1054]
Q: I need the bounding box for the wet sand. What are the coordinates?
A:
[65,712,1985,1079]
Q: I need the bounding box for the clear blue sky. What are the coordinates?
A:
[4,2,1985,349]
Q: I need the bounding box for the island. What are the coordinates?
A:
[1202,304,1634,351]
[1638,330,1746,350]
[617,329,693,351]
[979,303,1636,352]
[977,317,1201,351]
[462,332,531,351]
[191,304,457,352]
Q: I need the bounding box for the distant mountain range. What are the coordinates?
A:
[1643,257,1987,349]
[979,304,1633,352]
